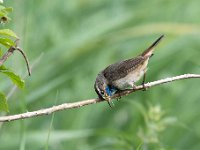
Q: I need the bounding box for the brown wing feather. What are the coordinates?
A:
[103,56,146,82]
[102,35,164,84]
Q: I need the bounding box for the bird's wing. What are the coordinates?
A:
[103,56,146,82]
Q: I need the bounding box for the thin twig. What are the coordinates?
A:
[0,46,15,66]
[0,44,31,76]
[0,73,199,122]
[16,47,31,76]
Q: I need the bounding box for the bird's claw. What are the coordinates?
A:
[142,83,147,91]
[116,96,121,101]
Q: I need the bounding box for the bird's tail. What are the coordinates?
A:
[141,35,164,57]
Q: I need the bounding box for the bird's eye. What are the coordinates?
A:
[100,90,104,95]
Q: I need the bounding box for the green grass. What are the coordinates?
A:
[0,0,200,149]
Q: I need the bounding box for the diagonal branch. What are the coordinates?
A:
[0,73,199,122]
[0,46,16,66]
[0,44,31,76]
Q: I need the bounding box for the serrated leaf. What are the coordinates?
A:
[0,37,15,47]
[0,29,18,38]
[0,66,24,88]
[0,92,9,112]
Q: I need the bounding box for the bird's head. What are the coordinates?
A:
[94,73,111,100]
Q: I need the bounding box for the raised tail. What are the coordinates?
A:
[141,35,164,57]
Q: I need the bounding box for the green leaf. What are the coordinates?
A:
[0,5,12,13]
[0,37,15,47]
[0,11,6,17]
[3,7,13,13]
[0,29,18,38]
[0,92,9,112]
[0,5,12,24]
[0,65,6,70]
[0,66,25,88]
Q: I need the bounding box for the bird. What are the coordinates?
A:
[94,35,164,107]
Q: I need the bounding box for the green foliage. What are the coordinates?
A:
[0,65,24,88]
[136,103,177,148]
[0,29,18,38]
[0,4,17,47]
[0,3,17,47]
[0,65,24,111]
[0,3,23,112]
[0,37,15,47]
[0,4,12,23]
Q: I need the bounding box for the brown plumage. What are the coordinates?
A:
[103,35,164,88]
[103,56,146,82]
[94,35,164,105]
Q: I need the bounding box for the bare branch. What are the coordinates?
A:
[0,73,199,122]
[16,47,31,76]
[0,42,31,76]
[0,46,15,66]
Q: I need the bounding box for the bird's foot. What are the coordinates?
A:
[142,82,147,91]
[131,84,137,90]
[116,96,121,101]
[142,73,147,91]
[115,90,122,101]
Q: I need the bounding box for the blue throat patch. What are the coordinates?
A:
[105,85,117,96]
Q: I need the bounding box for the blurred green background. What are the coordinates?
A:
[1,0,200,149]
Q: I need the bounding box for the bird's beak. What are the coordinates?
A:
[105,96,114,108]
